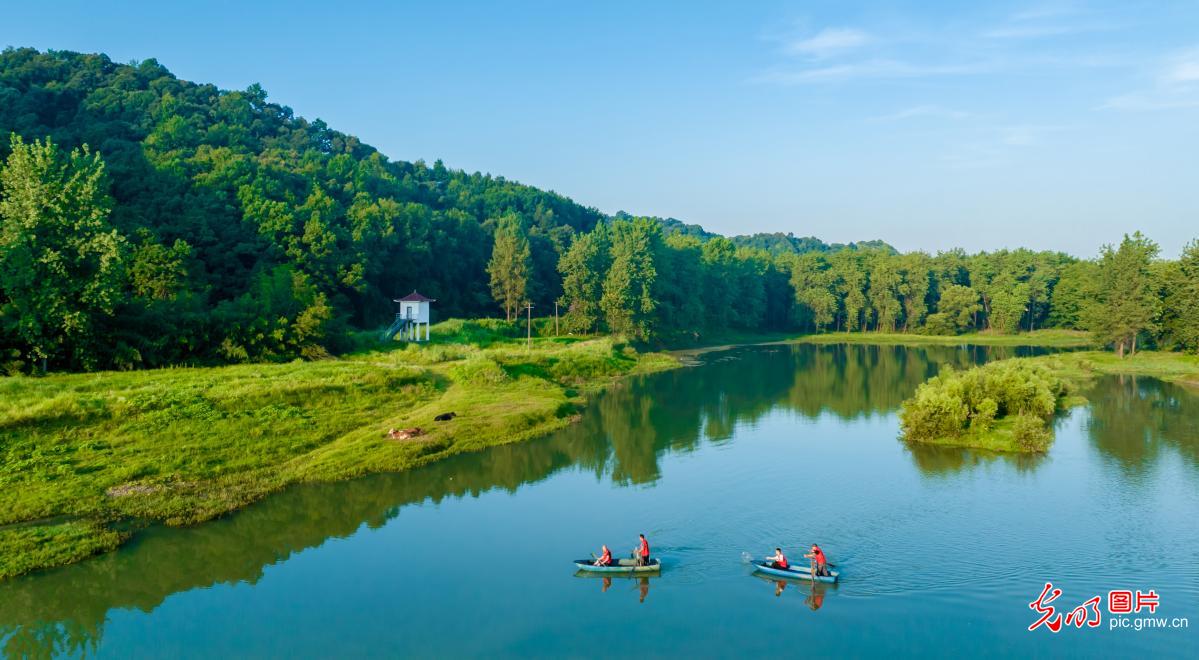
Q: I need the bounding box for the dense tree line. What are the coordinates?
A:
[2,49,1199,373]
[0,49,601,370]
[551,217,1199,355]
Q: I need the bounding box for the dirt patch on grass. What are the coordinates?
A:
[105,482,165,498]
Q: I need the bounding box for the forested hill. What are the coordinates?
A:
[641,214,895,255]
[0,48,603,351]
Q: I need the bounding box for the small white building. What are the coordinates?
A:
[390,290,436,341]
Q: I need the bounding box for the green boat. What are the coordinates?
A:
[573,557,661,573]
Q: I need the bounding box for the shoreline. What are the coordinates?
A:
[5,326,1194,580]
[0,331,680,580]
[668,328,1094,361]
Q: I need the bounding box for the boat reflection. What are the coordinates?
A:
[575,572,654,603]
[752,572,833,609]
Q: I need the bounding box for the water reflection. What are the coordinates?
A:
[577,574,653,603]
[0,343,1124,657]
[1085,375,1199,472]
[752,573,830,610]
[904,443,1047,477]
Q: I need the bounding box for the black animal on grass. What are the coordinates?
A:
[434,412,457,422]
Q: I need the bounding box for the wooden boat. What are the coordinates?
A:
[573,557,661,573]
[750,560,838,583]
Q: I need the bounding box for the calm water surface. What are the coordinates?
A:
[3,344,1198,658]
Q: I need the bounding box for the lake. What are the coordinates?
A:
[2,344,1197,658]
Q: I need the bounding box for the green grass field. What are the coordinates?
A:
[0,319,677,579]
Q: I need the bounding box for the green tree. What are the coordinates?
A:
[0,135,123,370]
[601,218,660,340]
[1159,240,1199,352]
[897,252,932,331]
[866,251,902,331]
[789,253,837,331]
[926,284,981,335]
[557,222,611,333]
[1047,261,1098,329]
[487,214,530,321]
[1086,232,1160,356]
[655,234,706,335]
[829,250,867,331]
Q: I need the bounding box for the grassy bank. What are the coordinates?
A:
[667,328,1094,363]
[0,320,678,579]
[900,349,1199,453]
[801,329,1094,348]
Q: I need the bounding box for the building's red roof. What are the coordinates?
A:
[394,290,435,303]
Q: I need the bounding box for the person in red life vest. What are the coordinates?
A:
[804,544,829,576]
[594,544,612,566]
[635,533,651,566]
[766,547,789,570]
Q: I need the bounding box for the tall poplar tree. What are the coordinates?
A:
[601,218,660,340]
[487,214,530,321]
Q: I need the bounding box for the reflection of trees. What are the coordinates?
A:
[904,442,1046,477]
[0,428,614,658]
[1,343,1006,656]
[1085,375,1199,471]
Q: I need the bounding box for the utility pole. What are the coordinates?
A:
[554,301,559,337]
[524,302,535,350]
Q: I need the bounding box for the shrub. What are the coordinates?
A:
[922,313,957,336]
[971,397,998,431]
[1012,414,1052,452]
[900,359,1069,448]
[446,357,509,386]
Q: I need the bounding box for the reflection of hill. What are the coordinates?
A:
[0,343,1020,656]
[0,428,612,658]
[1085,375,1199,472]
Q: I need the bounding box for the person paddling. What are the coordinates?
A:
[766,547,789,570]
[804,543,829,576]
[594,544,612,566]
[635,533,651,566]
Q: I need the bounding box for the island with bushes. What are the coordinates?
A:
[900,351,1199,453]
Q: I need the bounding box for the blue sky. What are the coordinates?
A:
[4,1,1198,256]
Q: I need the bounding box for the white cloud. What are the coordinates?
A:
[756,59,987,85]
[1100,93,1199,111]
[1001,124,1070,146]
[1101,46,1199,111]
[784,28,871,58]
[984,24,1083,39]
[1162,49,1199,84]
[871,105,973,121]
[983,3,1118,40]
